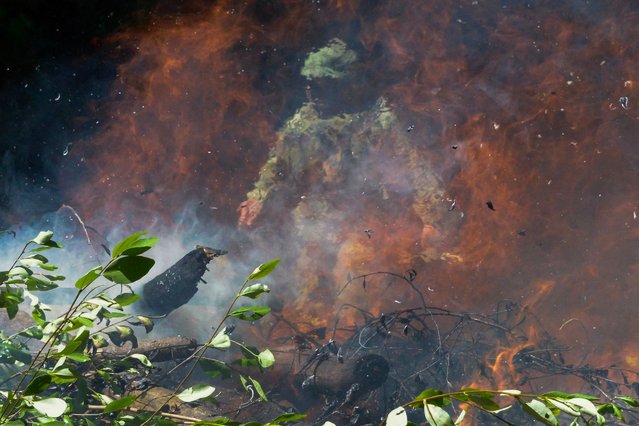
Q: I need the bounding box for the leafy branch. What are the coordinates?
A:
[383,388,639,426]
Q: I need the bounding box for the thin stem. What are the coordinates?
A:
[140,278,252,425]
[85,404,202,423]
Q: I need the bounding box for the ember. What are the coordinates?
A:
[2,0,639,424]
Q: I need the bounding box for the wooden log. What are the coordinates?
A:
[140,245,226,316]
[95,336,197,363]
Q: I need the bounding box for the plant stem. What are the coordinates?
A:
[140,278,251,425]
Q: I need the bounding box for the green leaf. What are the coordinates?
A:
[566,393,600,401]
[26,277,58,291]
[131,315,154,333]
[597,403,625,421]
[19,257,44,268]
[75,266,102,290]
[229,306,271,321]
[177,384,215,402]
[51,367,80,383]
[44,274,66,281]
[120,237,159,256]
[33,397,67,417]
[32,231,53,245]
[454,409,466,426]
[545,397,580,416]
[32,305,46,325]
[519,399,559,426]
[6,302,18,319]
[249,377,268,401]
[385,406,407,426]
[59,330,89,356]
[90,334,109,349]
[258,349,275,368]
[102,311,128,319]
[247,259,280,281]
[103,256,155,284]
[8,266,31,278]
[567,397,600,416]
[423,402,454,426]
[614,396,639,407]
[127,353,153,367]
[210,331,231,348]
[240,283,270,299]
[268,413,307,424]
[24,374,52,396]
[19,325,44,339]
[114,293,141,307]
[498,389,522,396]
[64,352,91,363]
[103,395,137,413]
[111,232,149,258]
[412,389,450,408]
[8,346,32,364]
[39,263,58,271]
[467,394,500,412]
[199,359,232,379]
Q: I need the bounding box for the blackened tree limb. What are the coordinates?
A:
[140,245,226,316]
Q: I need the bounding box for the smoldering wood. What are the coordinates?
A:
[95,336,197,363]
[299,353,389,397]
[140,245,226,316]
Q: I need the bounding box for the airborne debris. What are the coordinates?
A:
[406,124,415,132]
[140,188,153,196]
[140,246,227,316]
[62,143,72,156]
[363,228,374,238]
[451,144,459,149]
[517,229,527,236]
[448,199,456,211]
[619,96,629,110]
[486,200,495,211]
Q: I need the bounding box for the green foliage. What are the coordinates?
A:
[0,231,288,425]
[2,231,632,425]
[176,384,215,403]
[0,231,159,423]
[384,388,637,426]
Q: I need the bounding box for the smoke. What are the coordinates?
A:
[1,0,639,378]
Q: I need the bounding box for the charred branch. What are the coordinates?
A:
[140,245,226,316]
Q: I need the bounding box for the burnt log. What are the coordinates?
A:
[140,245,226,316]
[95,336,197,363]
[298,353,389,397]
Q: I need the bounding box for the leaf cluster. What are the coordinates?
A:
[384,388,639,426]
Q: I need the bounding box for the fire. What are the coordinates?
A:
[50,0,639,398]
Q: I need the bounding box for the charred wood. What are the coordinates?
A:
[140,245,226,316]
[298,353,389,397]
